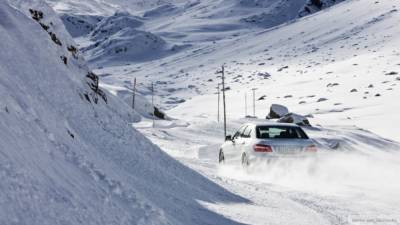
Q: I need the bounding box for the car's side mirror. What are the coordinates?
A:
[225,135,232,141]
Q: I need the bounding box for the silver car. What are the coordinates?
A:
[219,122,317,166]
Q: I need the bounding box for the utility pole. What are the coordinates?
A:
[151,82,155,128]
[217,65,227,139]
[245,92,248,117]
[132,77,136,110]
[252,88,257,117]
[217,83,220,123]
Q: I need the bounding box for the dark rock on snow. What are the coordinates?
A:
[267,104,289,119]
[278,113,311,127]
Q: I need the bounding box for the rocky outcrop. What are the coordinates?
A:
[266,104,312,126]
[267,104,289,119]
[278,113,312,126]
[299,0,346,17]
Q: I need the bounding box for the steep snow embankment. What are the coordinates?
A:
[0,1,248,224]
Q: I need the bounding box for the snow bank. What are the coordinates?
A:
[0,1,247,224]
[99,83,168,120]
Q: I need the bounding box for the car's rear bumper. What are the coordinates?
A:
[247,152,317,163]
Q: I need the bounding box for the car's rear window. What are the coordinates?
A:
[256,126,309,139]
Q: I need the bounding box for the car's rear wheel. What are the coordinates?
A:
[218,149,225,164]
[241,153,249,168]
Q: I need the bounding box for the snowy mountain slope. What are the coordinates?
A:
[12,0,166,119]
[89,11,143,41]
[53,0,347,66]
[48,0,347,113]
[52,0,347,41]
[240,0,308,28]
[0,1,250,224]
[30,0,400,224]
[5,0,400,224]
[44,0,118,15]
[81,11,180,66]
[86,0,400,142]
[299,0,346,17]
[60,13,104,37]
[45,0,187,15]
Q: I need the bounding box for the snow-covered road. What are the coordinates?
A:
[135,118,400,225]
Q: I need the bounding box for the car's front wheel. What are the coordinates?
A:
[219,149,225,164]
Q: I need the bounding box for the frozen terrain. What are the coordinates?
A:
[2,0,400,224]
[134,112,400,225]
[0,1,251,224]
[70,0,400,142]
[66,0,400,224]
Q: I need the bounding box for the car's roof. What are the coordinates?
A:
[243,121,300,127]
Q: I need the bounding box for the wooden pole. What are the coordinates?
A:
[245,92,247,117]
[217,66,227,139]
[217,83,220,122]
[152,82,155,128]
[222,67,227,139]
[252,88,257,117]
[132,77,136,110]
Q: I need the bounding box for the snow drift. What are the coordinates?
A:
[0,1,247,224]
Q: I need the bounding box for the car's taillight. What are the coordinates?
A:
[254,144,273,152]
[305,144,318,152]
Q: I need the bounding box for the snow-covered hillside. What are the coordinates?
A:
[4,0,400,224]
[0,1,249,224]
[299,0,346,17]
[45,0,188,15]
[49,0,348,117]
[63,0,399,142]
[82,11,174,65]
